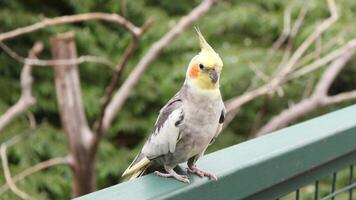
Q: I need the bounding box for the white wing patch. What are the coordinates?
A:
[142,108,183,158]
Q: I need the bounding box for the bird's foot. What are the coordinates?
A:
[186,167,218,180]
[154,170,190,183]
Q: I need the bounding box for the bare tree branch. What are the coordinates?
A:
[91,20,153,153]
[248,62,269,83]
[225,85,270,116]
[0,41,115,68]
[295,38,323,69]
[268,1,308,63]
[271,4,292,51]
[0,135,34,200]
[225,0,339,124]
[323,90,356,104]
[295,28,353,70]
[0,157,69,195]
[289,39,356,79]
[0,42,43,133]
[289,1,309,39]
[26,111,36,129]
[0,12,143,42]
[255,48,356,137]
[274,0,309,72]
[270,0,337,88]
[302,74,316,99]
[102,0,219,132]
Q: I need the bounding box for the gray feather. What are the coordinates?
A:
[142,91,184,159]
[153,93,183,133]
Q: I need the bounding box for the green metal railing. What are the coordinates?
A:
[75,105,356,200]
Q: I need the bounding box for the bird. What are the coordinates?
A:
[122,28,225,183]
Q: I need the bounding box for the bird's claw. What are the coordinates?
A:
[186,167,218,180]
[154,171,190,183]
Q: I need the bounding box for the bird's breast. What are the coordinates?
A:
[179,98,223,157]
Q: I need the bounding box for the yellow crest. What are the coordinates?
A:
[195,27,223,68]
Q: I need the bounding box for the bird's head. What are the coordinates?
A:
[186,28,223,90]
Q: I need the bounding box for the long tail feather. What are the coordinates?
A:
[129,165,149,180]
[122,153,150,178]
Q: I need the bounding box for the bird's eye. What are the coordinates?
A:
[199,64,204,70]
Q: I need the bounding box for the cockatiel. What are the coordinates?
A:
[122,28,225,183]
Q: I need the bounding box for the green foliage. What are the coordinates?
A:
[0,0,356,199]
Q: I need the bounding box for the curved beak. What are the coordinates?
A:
[209,68,218,84]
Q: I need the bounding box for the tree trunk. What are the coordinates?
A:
[51,32,96,197]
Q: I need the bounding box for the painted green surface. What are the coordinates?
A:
[246,150,356,199]
[75,105,356,200]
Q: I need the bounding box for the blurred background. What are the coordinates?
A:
[0,0,355,199]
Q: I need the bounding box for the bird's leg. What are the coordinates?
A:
[186,165,218,180]
[154,166,190,183]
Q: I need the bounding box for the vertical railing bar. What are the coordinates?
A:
[331,172,337,200]
[296,189,300,200]
[315,180,319,200]
[350,165,354,200]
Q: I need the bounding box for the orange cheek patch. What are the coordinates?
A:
[189,65,199,78]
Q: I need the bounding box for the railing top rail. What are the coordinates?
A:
[76,105,356,200]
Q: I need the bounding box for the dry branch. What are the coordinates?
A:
[91,21,152,151]
[268,1,309,65]
[0,157,69,195]
[289,39,356,79]
[248,62,269,83]
[270,0,337,89]
[0,9,152,197]
[0,41,114,68]
[271,4,292,51]
[102,0,219,132]
[26,111,36,129]
[0,42,43,133]
[256,48,356,137]
[289,1,309,40]
[225,0,339,125]
[294,28,353,70]
[323,90,356,104]
[0,135,34,200]
[0,13,143,42]
[275,1,309,72]
[0,42,114,68]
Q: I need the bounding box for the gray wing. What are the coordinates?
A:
[142,93,184,159]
